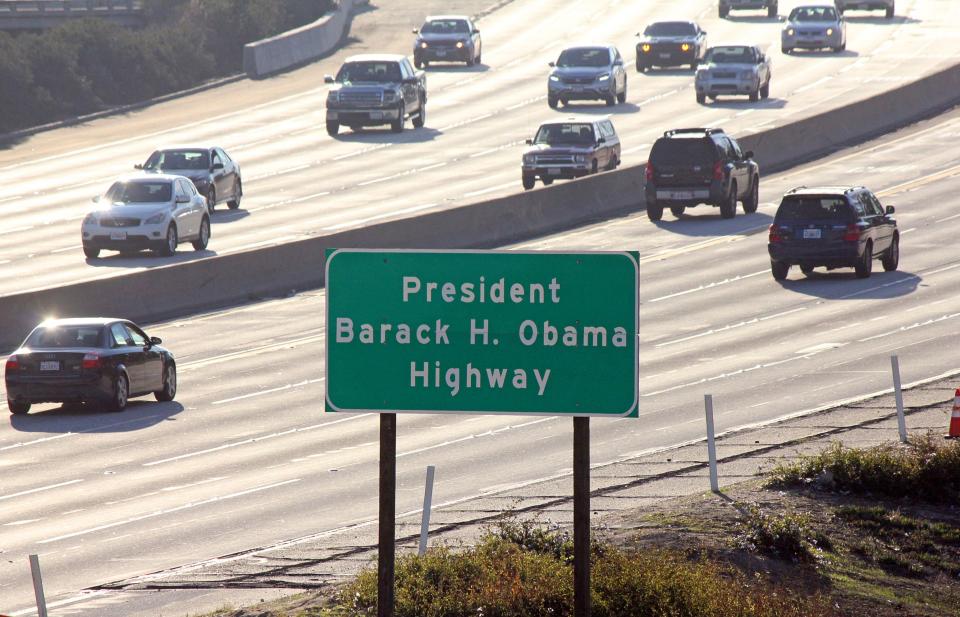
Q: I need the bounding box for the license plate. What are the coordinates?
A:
[659,53,671,59]
[803,228,822,239]
[369,111,383,120]
[571,86,584,92]
[110,231,127,241]
[548,168,562,175]
[40,361,60,371]
[436,50,447,57]
[658,190,694,200]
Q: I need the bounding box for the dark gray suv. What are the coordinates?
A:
[644,128,759,220]
[521,118,621,190]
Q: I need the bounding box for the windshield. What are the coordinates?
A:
[144,149,209,171]
[644,22,697,36]
[421,19,469,34]
[704,46,755,64]
[556,48,610,68]
[104,181,173,204]
[336,61,402,83]
[650,138,716,166]
[788,6,838,21]
[534,123,596,146]
[27,325,104,348]
[776,196,852,221]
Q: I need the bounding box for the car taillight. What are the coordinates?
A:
[768,224,783,243]
[713,161,724,180]
[5,355,18,372]
[842,224,861,242]
[82,353,101,370]
[645,162,654,181]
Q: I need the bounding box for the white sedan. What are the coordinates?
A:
[81,173,210,259]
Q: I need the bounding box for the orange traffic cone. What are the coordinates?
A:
[946,388,960,439]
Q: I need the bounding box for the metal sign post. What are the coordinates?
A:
[573,417,591,617]
[378,413,396,617]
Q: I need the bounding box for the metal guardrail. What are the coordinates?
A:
[0,1,144,29]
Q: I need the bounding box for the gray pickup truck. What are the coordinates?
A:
[324,54,427,135]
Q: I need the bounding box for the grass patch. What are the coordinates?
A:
[768,433,960,502]
[734,503,832,562]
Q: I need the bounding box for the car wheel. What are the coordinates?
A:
[326,120,340,136]
[412,99,426,128]
[158,224,177,257]
[108,373,128,413]
[8,400,30,415]
[414,58,423,69]
[636,57,645,72]
[800,265,815,276]
[83,244,100,259]
[391,104,405,133]
[617,79,627,104]
[771,260,790,281]
[696,92,706,104]
[604,92,616,107]
[205,188,216,214]
[749,86,760,102]
[782,46,791,55]
[855,241,874,278]
[591,159,599,174]
[719,6,729,18]
[743,177,759,213]
[882,235,899,271]
[522,173,536,191]
[768,5,777,18]
[886,5,894,18]
[227,180,242,210]
[720,183,737,219]
[192,217,210,251]
[606,155,618,171]
[760,80,770,99]
[548,95,559,109]
[670,205,685,218]
[646,201,664,222]
[690,61,698,70]
[155,362,177,402]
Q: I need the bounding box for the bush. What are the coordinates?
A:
[0,0,333,134]
[769,433,960,502]
[734,503,831,562]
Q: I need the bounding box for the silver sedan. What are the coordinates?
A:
[782,5,847,54]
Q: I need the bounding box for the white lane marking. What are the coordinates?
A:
[648,270,767,302]
[652,307,811,349]
[248,163,311,182]
[397,417,554,459]
[620,143,650,155]
[857,312,960,343]
[8,590,111,616]
[322,202,438,231]
[936,213,960,223]
[0,479,84,502]
[0,225,34,236]
[51,244,82,254]
[0,415,159,450]
[333,144,393,161]
[225,235,299,252]
[759,307,808,321]
[142,413,372,467]
[5,518,44,526]
[838,273,921,300]
[643,355,807,397]
[38,479,301,544]
[247,190,331,213]
[0,194,23,203]
[438,112,492,131]
[463,181,517,198]
[795,342,846,355]
[901,227,916,234]
[178,331,325,371]
[213,378,323,405]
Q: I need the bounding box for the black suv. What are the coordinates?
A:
[768,186,899,280]
[635,21,707,72]
[644,128,759,221]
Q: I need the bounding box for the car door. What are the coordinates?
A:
[604,121,621,163]
[216,148,238,200]
[210,149,230,200]
[125,322,162,393]
[174,179,198,238]
[398,59,418,111]
[467,19,480,57]
[863,191,893,253]
[109,322,143,391]
[724,137,750,197]
[611,47,626,92]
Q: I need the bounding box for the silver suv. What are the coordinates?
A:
[547,45,628,108]
[835,0,895,19]
[695,45,771,104]
[719,0,777,18]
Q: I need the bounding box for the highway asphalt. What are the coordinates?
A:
[3,92,960,615]
[0,0,956,294]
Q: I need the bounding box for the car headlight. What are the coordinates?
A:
[327,91,339,103]
[420,41,428,49]
[83,213,98,225]
[826,28,834,36]
[383,90,397,102]
[456,41,465,49]
[741,70,754,79]
[695,69,707,81]
[549,74,560,82]
[523,154,535,164]
[681,43,690,51]
[145,212,167,225]
[787,28,795,36]
[598,73,610,81]
[641,43,651,53]
[574,155,586,163]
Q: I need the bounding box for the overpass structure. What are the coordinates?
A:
[0,0,143,30]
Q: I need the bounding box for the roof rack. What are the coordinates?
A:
[663,128,724,137]
[785,186,807,194]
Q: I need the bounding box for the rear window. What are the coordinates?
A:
[27,326,104,348]
[649,137,716,166]
[776,196,853,222]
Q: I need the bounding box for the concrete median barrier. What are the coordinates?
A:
[243,0,364,79]
[3,60,960,350]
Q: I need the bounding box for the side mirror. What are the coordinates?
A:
[743,150,754,159]
[885,205,895,215]
[150,336,162,345]
[473,29,480,34]
[525,138,533,145]
[92,195,101,203]
[134,163,143,170]
[596,136,605,145]
[548,61,556,67]
[324,75,335,84]
[412,28,419,34]
[635,32,640,36]
[613,58,623,66]
[212,162,224,170]
[176,195,190,204]
[702,30,707,35]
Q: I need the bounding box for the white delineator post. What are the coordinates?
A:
[418,465,436,556]
[891,355,908,443]
[29,554,49,617]
[704,394,719,493]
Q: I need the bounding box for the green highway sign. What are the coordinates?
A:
[325,250,639,417]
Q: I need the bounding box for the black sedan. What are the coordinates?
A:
[4,318,177,415]
[636,21,707,72]
[136,145,242,214]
